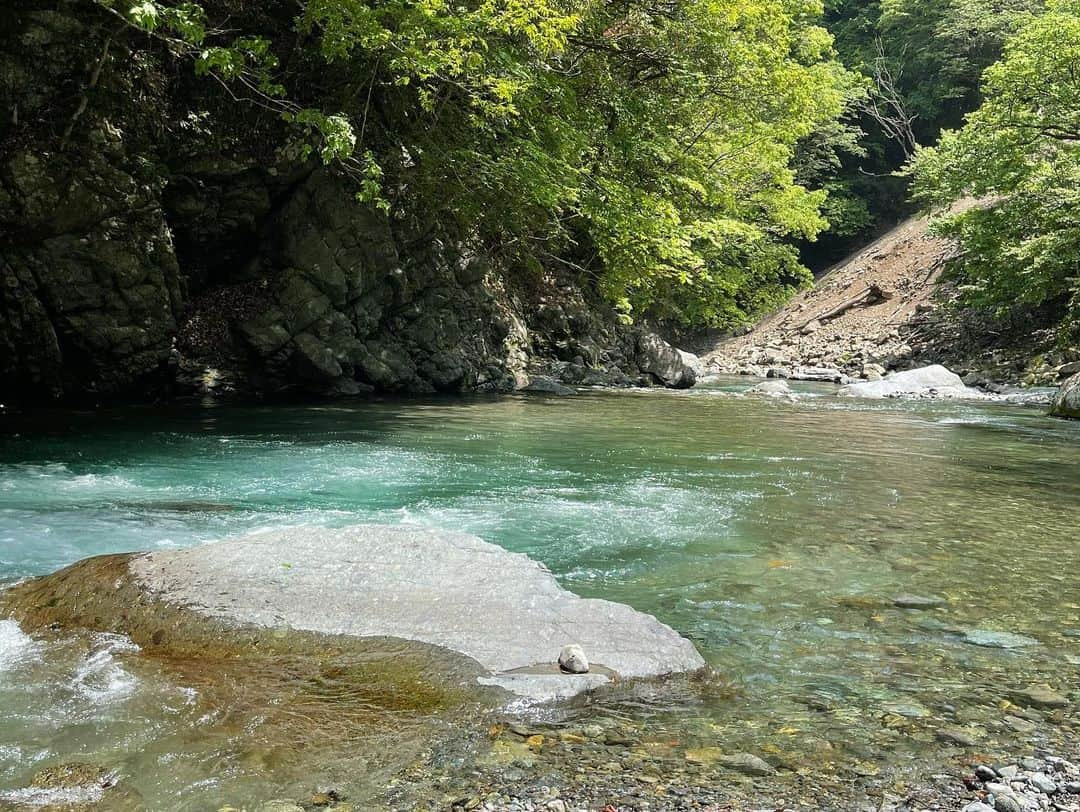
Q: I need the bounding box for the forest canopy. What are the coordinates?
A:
[912,0,1080,340]
[108,0,852,327]
[102,0,1079,334]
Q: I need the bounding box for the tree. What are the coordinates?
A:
[912,0,1080,338]
[96,0,853,330]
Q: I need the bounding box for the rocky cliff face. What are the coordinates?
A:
[0,2,695,405]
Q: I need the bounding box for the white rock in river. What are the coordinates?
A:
[840,364,986,400]
[558,644,589,673]
[961,629,1039,649]
[745,380,793,397]
[129,525,705,702]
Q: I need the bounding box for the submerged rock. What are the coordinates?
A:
[716,753,776,776]
[1009,684,1069,709]
[0,762,139,811]
[745,380,793,397]
[961,630,1039,649]
[1049,372,1080,419]
[893,594,946,609]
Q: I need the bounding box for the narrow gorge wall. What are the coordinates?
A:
[0,2,695,405]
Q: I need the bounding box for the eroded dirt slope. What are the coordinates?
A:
[702,208,1075,387]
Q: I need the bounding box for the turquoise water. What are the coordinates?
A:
[1,383,1079,806]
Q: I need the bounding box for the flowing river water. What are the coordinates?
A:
[1,381,1078,809]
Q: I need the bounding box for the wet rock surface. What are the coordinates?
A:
[126,525,705,701]
[1050,373,1080,419]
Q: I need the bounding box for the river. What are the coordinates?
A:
[1,381,1078,809]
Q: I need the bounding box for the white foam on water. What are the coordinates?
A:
[0,619,39,673]
[70,633,140,704]
[0,783,106,808]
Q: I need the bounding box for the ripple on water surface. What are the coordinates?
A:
[0,390,1078,807]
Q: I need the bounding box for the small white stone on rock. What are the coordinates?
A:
[558,644,589,674]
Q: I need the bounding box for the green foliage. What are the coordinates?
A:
[302,0,857,327]
[912,0,1080,338]
[828,0,1041,131]
[98,0,857,330]
[806,0,1045,266]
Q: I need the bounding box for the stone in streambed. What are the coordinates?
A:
[1027,773,1057,794]
[882,701,931,718]
[1003,715,1036,734]
[1009,684,1068,709]
[961,630,1038,649]
[991,795,1023,812]
[936,727,980,747]
[558,644,589,674]
[717,753,776,776]
[893,594,946,609]
[962,803,995,812]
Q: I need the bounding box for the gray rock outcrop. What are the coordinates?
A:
[1049,372,1080,419]
[0,3,700,404]
[840,364,985,400]
[127,525,705,701]
[636,333,699,388]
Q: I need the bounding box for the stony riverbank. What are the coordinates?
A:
[244,720,1080,811]
[700,212,1079,393]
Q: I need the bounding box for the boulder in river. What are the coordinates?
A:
[1049,372,1080,419]
[635,333,699,388]
[745,380,793,398]
[522,376,576,395]
[2,525,704,704]
[840,364,984,400]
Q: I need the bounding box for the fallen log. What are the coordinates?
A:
[799,283,893,330]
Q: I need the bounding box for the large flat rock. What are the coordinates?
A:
[839,364,986,400]
[130,525,705,701]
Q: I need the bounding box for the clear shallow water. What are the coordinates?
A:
[1,385,1079,807]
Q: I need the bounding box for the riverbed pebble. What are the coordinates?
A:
[1029,773,1057,793]
[1011,685,1070,709]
